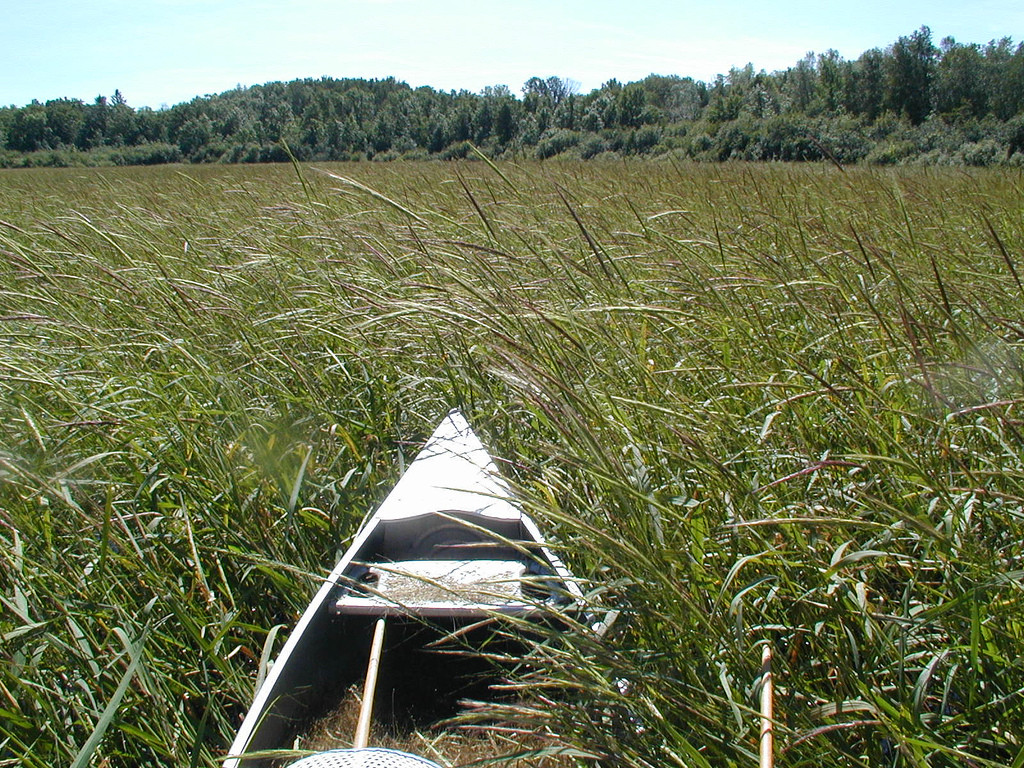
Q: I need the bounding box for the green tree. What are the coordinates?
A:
[706,75,742,122]
[553,94,578,129]
[844,48,885,119]
[580,101,604,132]
[451,106,472,142]
[176,115,213,157]
[817,50,845,113]
[885,26,937,124]
[522,76,578,110]
[547,76,579,106]
[133,107,168,143]
[782,53,819,113]
[44,98,85,147]
[369,114,394,153]
[338,115,367,154]
[260,101,294,143]
[596,84,620,126]
[663,77,706,121]
[1005,114,1024,158]
[494,100,516,144]
[474,100,493,142]
[76,95,111,148]
[935,38,987,118]
[108,91,138,145]
[984,38,1024,120]
[8,101,49,151]
[725,63,777,119]
[742,71,779,118]
[300,106,328,154]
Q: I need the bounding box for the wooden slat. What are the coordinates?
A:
[353,617,387,749]
[759,645,774,768]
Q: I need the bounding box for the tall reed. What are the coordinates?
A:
[1,161,1022,767]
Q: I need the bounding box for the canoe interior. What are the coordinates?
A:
[249,615,518,758]
[232,510,575,767]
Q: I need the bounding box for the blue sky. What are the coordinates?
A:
[3,0,1022,109]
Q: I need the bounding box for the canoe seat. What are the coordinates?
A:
[332,559,538,616]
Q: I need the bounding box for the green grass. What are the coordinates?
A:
[1,160,1023,768]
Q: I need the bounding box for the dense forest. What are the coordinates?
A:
[3,27,1024,167]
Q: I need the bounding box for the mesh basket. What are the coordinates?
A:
[287,748,443,768]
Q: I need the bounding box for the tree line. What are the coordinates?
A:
[3,27,1024,168]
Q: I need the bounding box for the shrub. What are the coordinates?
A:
[912,148,956,166]
[19,149,83,167]
[632,125,662,154]
[602,129,628,154]
[865,140,918,165]
[686,132,713,157]
[1002,115,1024,159]
[258,144,291,163]
[957,138,1003,166]
[757,115,819,161]
[578,135,607,160]
[535,129,581,160]
[713,116,758,160]
[218,143,261,163]
[440,141,471,160]
[398,147,430,161]
[109,142,183,165]
[815,116,871,164]
[868,113,910,141]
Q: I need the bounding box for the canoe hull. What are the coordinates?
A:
[225,411,581,767]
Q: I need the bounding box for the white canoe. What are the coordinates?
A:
[225,409,582,767]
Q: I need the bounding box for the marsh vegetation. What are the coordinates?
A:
[1,160,1022,767]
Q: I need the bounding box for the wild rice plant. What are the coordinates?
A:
[1,161,1022,767]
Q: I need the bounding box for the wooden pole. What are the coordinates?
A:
[759,645,774,768]
[353,617,387,749]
